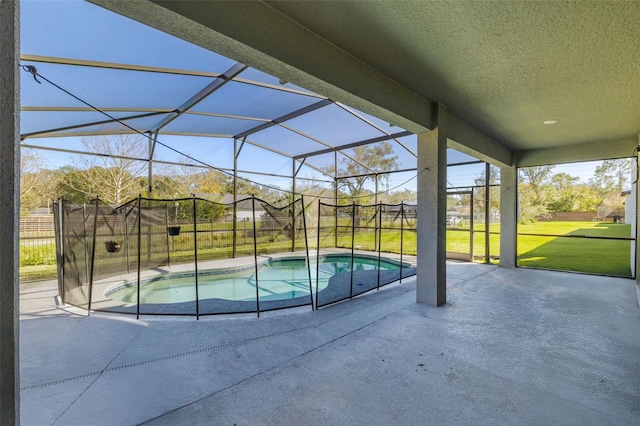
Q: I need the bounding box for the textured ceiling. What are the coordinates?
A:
[264,1,640,151]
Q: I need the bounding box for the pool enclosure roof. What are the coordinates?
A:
[19,1,482,184]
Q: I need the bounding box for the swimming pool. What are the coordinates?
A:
[104,254,405,306]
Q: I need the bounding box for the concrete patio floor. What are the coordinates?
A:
[20,263,640,425]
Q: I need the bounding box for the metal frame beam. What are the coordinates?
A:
[277,123,334,150]
[240,137,331,177]
[19,49,429,200]
[335,166,417,180]
[21,110,167,139]
[19,142,333,182]
[294,158,306,176]
[21,54,324,98]
[148,62,248,133]
[147,131,158,196]
[20,56,413,182]
[20,54,222,77]
[336,102,417,157]
[234,99,332,139]
[89,0,432,134]
[293,130,412,160]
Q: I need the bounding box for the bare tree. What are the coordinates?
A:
[62,133,149,205]
[20,148,46,211]
[325,142,400,202]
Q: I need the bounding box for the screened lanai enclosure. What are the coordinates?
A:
[20,1,501,316]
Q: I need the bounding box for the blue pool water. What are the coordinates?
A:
[105,255,402,305]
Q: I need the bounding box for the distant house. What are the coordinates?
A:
[195,193,252,204]
[384,200,417,215]
[195,193,264,220]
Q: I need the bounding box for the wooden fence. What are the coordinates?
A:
[20,215,55,234]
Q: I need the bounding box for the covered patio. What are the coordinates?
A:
[20,263,640,425]
[3,1,640,424]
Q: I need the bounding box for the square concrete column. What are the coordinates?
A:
[635,135,640,282]
[0,1,20,424]
[500,165,517,268]
[416,104,447,306]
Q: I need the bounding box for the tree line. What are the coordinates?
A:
[446,160,633,225]
[26,134,627,224]
[20,135,416,213]
[518,159,632,223]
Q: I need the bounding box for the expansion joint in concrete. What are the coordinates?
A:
[21,325,315,392]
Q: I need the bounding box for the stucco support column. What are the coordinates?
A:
[634,135,640,282]
[500,165,518,267]
[416,104,447,306]
[0,0,20,423]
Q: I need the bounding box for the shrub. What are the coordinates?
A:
[20,243,56,266]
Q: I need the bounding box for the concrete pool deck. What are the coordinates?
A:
[20,262,640,425]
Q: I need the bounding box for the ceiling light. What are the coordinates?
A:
[543,119,559,125]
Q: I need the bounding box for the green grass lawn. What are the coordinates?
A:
[516,221,632,277]
[445,221,632,276]
[20,264,58,282]
[445,225,500,259]
[19,220,634,282]
[20,241,57,282]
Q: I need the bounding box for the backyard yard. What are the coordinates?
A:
[18,220,633,282]
[517,221,632,277]
[446,221,632,277]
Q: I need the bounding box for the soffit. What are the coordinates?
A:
[264,1,640,151]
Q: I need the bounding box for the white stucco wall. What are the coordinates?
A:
[626,162,636,275]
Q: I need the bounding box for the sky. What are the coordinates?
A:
[19,0,422,195]
[19,1,616,197]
